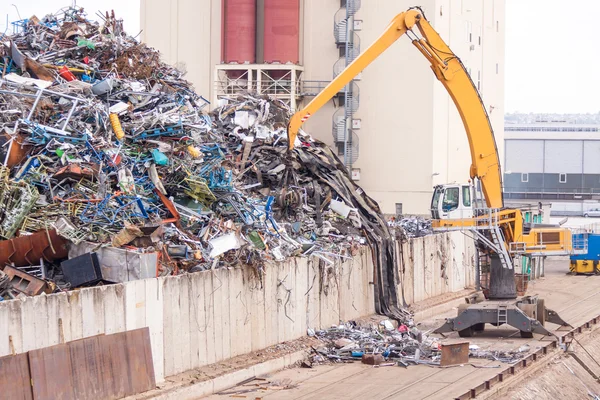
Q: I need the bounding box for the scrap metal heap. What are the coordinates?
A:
[0,5,408,323]
[305,320,528,367]
[389,216,433,239]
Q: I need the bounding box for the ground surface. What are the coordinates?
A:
[204,258,600,399]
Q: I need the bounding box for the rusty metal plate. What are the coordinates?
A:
[69,336,109,400]
[0,133,32,168]
[97,331,130,398]
[29,344,76,400]
[124,328,156,395]
[0,353,33,400]
[440,341,470,366]
[0,229,68,268]
[28,329,155,400]
[94,328,156,398]
[3,265,48,296]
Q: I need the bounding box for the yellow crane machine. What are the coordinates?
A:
[287,7,585,337]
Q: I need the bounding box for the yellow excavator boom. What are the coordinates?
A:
[287,8,503,209]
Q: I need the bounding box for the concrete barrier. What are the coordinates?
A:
[0,232,475,382]
[400,231,476,304]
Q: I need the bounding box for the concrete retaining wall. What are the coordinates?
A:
[0,232,474,383]
[400,232,476,304]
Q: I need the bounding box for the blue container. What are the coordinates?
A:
[571,233,600,261]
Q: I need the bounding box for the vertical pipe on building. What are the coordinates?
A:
[221,0,226,62]
[542,140,546,194]
[298,0,305,66]
[256,0,265,63]
[581,140,585,192]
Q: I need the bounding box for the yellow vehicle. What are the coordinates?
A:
[570,260,600,275]
[287,7,582,337]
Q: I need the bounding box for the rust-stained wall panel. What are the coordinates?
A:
[0,353,33,400]
[124,328,156,395]
[69,336,109,400]
[29,344,76,400]
[97,330,131,398]
[27,328,155,400]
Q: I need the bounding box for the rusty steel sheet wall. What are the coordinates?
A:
[0,232,474,383]
[26,328,155,400]
[0,353,33,400]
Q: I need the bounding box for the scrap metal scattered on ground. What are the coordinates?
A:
[0,5,415,322]
[303,319,527,368]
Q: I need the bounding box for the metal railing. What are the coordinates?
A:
[572,234,589,253]
[214,72,302,98]
[301,80,330,96]
[575,223,600,234]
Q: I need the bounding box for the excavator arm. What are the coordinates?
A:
[287,8,503,209]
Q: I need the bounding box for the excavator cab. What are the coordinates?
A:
[431,184,474,220]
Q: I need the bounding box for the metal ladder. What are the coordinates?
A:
[471,209,514,270]
[490,224,513,269]
[476,250,491,291]
[497,303,508,326]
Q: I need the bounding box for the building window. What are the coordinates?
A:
[477,70,481,90]
[496,63,499,74]
[559,173,567,183]
[521,173,529,183]
[465,21,472,42]
[496,21,499,32]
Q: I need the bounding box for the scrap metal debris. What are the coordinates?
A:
[305,320,530,368]
[469,348,527,364]
[389,216,433,239]
[217,377,297,396]
[305,320,441,367]
[0,4,408,325]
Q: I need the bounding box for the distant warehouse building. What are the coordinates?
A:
[504,123,600,201]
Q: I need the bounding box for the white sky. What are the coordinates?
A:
[505,0,600,113]
[0,1,140,38]
[1,1,596,114]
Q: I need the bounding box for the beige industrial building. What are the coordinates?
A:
[140,0,505,215]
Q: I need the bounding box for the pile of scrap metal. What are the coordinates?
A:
[305,321,528,368]
[389,216,433,239]
[0,4,408,323]
[305,320,441,367]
